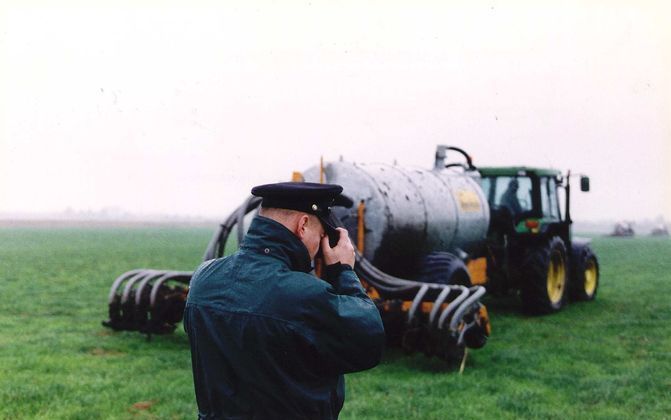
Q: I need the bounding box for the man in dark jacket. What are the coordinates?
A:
[500,178,522,215]
[184,182,385,419]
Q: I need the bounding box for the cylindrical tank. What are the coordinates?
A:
[303,160,490,278]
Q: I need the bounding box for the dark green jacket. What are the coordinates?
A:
[184,216,385,419]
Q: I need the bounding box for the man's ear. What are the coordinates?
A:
[295,214,310,239]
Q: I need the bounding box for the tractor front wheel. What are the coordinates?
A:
[520,236,568,314]
[570,245,599,301]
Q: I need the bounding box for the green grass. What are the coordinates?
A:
[1,228,670,419]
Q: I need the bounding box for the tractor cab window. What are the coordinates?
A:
[494,176,532,215]
[540,177,560,220]
[479,177,492,203]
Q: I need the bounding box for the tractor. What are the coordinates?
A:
[477,162,599,312]
[103,145,599,364]
[610,221,635,237]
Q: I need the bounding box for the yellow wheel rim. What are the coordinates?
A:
[547,250,566,304]
[584,258,598,296]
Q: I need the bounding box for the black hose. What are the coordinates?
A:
[444,146,476,170]
[203,196,262,261]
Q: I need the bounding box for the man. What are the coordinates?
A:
[500,178,522,215]
[184,182,385,419]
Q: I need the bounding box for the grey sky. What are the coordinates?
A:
[1,2,669,221]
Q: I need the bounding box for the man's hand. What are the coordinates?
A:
[321,228,356,267]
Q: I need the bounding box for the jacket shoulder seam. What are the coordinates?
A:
[186,302,306,330]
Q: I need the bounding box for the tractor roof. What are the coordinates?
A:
[477,166,562,177]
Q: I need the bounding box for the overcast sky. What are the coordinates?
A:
[1,1,669,222]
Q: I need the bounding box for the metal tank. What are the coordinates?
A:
[303,157,490,278]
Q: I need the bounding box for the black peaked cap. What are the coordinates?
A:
[251,182,353,235]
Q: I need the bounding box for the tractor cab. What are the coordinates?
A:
[478,167,590,244]
[478,167,573,242]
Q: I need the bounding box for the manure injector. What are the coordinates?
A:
[104,145,599,363]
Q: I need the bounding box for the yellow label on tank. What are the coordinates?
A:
[457,190,481,212]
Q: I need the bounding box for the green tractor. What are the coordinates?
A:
[477,166,599,313]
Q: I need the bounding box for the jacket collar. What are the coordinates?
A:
[240,216,312,273]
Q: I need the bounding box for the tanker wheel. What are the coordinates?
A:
[520,236,568,314]
[570,245,599,301]
[416,252,471,286]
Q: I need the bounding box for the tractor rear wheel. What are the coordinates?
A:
[520,236,568,314]
[570,245,599,301]
[416,252,471,286]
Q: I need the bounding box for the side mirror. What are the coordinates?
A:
[580,176,590,192]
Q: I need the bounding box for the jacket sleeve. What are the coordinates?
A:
[296,264,386,375]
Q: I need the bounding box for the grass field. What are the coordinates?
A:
[1,227,670,419]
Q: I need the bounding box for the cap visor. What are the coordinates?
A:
[334,194,354,208]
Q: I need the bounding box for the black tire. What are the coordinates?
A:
[434,334,466,367]
[520,236,568,314]
[570,245,599,301]
[416,252,471,286]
